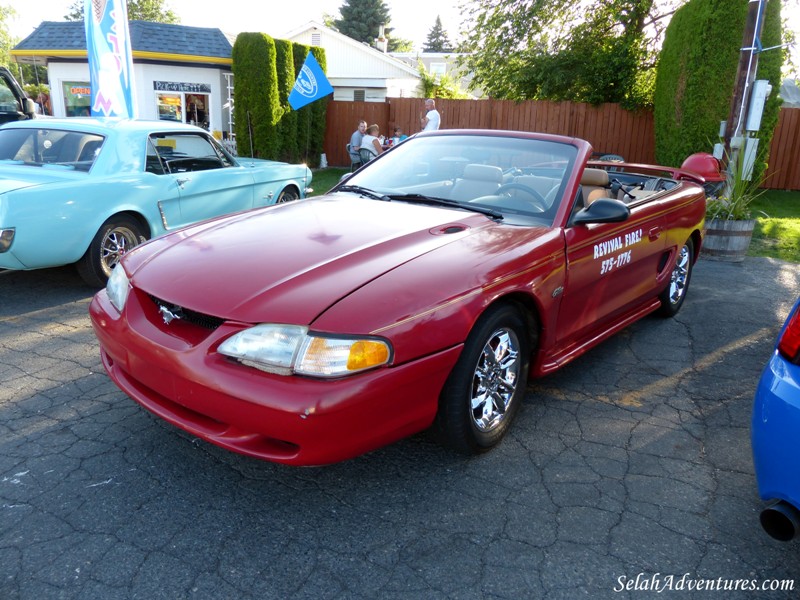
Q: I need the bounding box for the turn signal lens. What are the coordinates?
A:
[219,324,392,377]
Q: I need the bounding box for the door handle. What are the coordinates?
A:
[648,226,662,241]
[176,177,190,188]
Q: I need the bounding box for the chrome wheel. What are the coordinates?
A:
[667,243,691,306]
[77,216,148,287]
[657,238,694,318]
[471,327,522,432]
[436,303,532,454]
[100,226,140,276]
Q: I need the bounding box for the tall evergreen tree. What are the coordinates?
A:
[423,16,453,53]
[334,0,410,52]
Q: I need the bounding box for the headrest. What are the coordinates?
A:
[581,167,610,187]
[463,163,503,183]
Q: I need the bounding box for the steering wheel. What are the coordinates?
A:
[496,182,548,210]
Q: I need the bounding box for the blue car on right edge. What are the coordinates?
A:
[752,296,800,541]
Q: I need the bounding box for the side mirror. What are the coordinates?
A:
[573,198,630,225]
[22,97,37,118]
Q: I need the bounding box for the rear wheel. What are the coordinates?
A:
[436,303,532,454]
[657,238,694,317]
[76,216,147,287]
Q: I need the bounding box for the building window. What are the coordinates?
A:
[156,93,182,122]
[354,90,365,102]
[430,63,447,77]
[62,81,91,116]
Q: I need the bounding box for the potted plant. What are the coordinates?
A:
[701,144,766,262]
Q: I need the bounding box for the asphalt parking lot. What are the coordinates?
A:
[1,257,799,600]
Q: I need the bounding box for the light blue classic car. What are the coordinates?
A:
[0,118,312,285]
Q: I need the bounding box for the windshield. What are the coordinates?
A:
[0,127,105,172]
[338,133,578,226]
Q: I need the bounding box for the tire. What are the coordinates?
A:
[436,303,532,454]
[657,238,694,317]
[76,216,147,287]
[276,187,300,204]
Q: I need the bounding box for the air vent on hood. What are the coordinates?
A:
[430,224,469,235]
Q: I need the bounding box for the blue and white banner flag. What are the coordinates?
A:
[288,52,334,110]
[84,0,137,117]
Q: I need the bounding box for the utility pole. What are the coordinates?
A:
[722,0,767,170]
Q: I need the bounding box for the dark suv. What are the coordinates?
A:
[0,67,36,125]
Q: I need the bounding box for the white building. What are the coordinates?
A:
[12,21,235,137]
[283,21,422,102]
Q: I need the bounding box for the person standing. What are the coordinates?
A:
[349,120,367,161]
[420,98,441,131]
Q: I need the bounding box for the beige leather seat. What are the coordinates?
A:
[581,168,611,206]
[450,164,503,201]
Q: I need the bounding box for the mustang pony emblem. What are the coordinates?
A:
[158,305,182,325]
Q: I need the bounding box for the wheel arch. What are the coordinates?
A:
[690,228,703,263]
[477,291,542,354]
[83,210,152,253]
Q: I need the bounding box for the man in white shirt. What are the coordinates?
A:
[420,99,441,131]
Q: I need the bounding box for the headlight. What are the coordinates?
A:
[106,265,130,313]
[218,324,391,378]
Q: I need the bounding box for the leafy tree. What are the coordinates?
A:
[458,0,674,108]
[418,62,467,99]
[1,5,48,89]
[333,0,411,52]
[423,16,454,53]
[65,0,180,23]
[0,4,16,68]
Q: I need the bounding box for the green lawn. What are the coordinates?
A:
[310,168,349,197]
[309,169,800,263]
[748,190,800,262]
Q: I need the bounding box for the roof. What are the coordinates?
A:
[282,21,419,80]
[11,21,233,65]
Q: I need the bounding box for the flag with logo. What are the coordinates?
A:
[288,51,334,111]
[84,0,137,117]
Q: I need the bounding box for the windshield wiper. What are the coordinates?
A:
[336,185,390,201]
[386,193,504,220]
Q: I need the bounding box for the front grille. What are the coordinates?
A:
[149,295,225,330]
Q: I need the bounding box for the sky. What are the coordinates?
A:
[5,0,467,51]
[5,0,799,69]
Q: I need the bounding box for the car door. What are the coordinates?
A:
[150,132,257,229]
[556,194,667,347]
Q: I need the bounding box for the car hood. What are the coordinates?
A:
[129,195,498,324]
[0,166,74,193]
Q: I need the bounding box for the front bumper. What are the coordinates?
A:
[90,289,461,466]
[752,350,800,511]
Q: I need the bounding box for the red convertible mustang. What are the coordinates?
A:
[90,130,706,465]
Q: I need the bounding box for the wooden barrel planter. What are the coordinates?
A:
[701,218,756,262]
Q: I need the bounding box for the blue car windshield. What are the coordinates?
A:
[341,133,578,226]
[0,127,105,172]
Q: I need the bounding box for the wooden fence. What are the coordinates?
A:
[323,98,800,191]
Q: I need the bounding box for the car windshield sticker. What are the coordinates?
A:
[595,228,643,275]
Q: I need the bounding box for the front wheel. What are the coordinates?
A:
[275,187,300,204]
[76,216,147,287]
[657,238,694,317]
[435,303,532,454]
